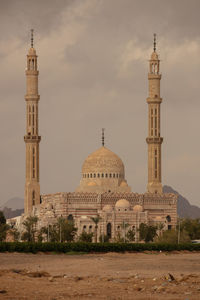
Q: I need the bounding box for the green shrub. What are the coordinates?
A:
[0,242,200,253]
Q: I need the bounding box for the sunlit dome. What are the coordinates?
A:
[102,205,113,212]
[151,51,159,60]
[82,146,125,176]
[28,47,36,55]
[115,199,130,208]
[133,205,143,212]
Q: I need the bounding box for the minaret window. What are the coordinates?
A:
[155,116,157,135]
[90,173,92,178]
[155,149,157,179]
[98,173,100,178]
[32,191,35,206]
[31,59,35,70]
[105,173,108,178]
[29,106,31,126]
[32,147,35,178]
[109,173,112,178]
[101,173,104,178]
[94,173,96,178]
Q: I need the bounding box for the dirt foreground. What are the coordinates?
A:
[0,251,200,299]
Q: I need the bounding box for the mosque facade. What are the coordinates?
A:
[21,32,177,241]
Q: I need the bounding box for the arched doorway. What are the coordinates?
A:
[107,223,112,239]
[67,214,74,222]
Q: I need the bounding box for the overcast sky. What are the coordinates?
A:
[0,0,200,206]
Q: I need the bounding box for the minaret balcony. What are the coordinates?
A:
[146,97,162,104]
[25,95,40,101]
[25,70,39,75]
[148,73,161,79]
[146,137,163,144]
[24,135,41,142]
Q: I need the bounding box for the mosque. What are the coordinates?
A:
[21,32,177,241]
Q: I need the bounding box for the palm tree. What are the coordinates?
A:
[122,221,129,243]
[157,222,165,237]
[90,215,101,243]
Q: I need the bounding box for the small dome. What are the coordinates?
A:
[81,215,88,219]
[151,51,159,60]
[28,47,36,55]
[87,182,97,186]
[102,204,113,212]
[82,146,124,176]
[115,199,130,208]
[120,181,128,187]
[155,216,162,221]
[133,205,143,212]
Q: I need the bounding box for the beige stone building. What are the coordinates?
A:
[16,32,177,241]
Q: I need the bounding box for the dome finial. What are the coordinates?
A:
[153,33,156,52]
[102,128,105,146]
[31,29,34,48]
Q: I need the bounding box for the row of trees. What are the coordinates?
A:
[1,210,200,243]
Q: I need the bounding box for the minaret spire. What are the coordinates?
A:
[153,33,156,52]
[146,34,163,194]
[31,29,34,48]
[102,128,105,146]
[24,31,41,214]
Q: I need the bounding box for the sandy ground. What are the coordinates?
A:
[0,251,200,300]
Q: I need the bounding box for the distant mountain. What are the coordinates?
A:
[0,197,24,219]
[2,207,24,219]
[163,185,200,219]
[0,197,24,210]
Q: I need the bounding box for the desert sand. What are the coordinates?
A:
[0,251,200,299]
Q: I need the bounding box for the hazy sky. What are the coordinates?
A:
[0,0,200,206]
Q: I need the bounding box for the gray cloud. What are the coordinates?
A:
[0,0,200,207]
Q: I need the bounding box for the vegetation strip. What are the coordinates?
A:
[0,242,200,253]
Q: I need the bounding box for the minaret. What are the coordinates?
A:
[24,29,41,214]
[146,34,163,194]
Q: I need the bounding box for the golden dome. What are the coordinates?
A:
[115,199,130,208]
[120,181,128,187]
[82,146,124,176]
[150,51,159,60]
[28,47,36,55]
[133,205,143,212]
[102,204,113,212]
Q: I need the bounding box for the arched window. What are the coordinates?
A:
[107,223,112,238]
[109,173,112,178]
[67,214,73,222]
[113,173,115,178]
[83,225,87,231]
[32,148,35,178]
[101,173,104,178]
[166,215,171,222]
[89,225,92,233]
[32,191,35,206]
[87,174,89,178]
[98,173,100,178]
[94,173,96,178]
[105,173,108,178]
[90,173,92,178]
[32,59,35,70]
